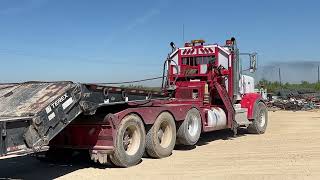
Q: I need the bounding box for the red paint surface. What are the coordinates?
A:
[51,124,114,150]
[240,93,263,119]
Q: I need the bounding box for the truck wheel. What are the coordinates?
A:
[109,114,146,167]
[247,102,268,134]
[177,108,201,145]
[146,112,176,158]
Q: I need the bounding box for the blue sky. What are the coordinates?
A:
[0,0,320,84]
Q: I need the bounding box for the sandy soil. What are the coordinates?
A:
[0,110,320,180]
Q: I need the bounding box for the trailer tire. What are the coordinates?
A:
[109,114,146,167]
[177,108,201,145]
[247,102,268,134]
[146,112,176,158]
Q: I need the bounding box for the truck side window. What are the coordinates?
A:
[209,56,215,64]
[196,57,202,65]
[190,57,194,66]
[182,58,187,65]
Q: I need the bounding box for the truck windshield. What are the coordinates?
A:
[182,56,215,66]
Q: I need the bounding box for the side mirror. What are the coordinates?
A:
[170,42,176,52]
[249,52,257,72]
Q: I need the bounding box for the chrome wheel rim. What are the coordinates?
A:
[259,111,266,128]
[157,121,172,148]
[123,125,140,155]
[188,114,199,137]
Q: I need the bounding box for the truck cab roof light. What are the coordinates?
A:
[191,39,205,45]
[226,40,233,46]
[184,43,192,47]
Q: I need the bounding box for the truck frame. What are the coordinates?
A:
[0,38,267,167]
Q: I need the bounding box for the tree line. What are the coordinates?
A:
[257,79,320,93]
[119,80,320,94]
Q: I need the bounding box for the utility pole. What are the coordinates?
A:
[318,65,320,83]
[278,68,282,86]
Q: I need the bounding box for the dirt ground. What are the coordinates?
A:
[0,110,320,180]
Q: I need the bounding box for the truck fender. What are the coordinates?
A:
[240,93,264,119]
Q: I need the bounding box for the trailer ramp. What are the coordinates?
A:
[0,82,166,157]
[0,82,82,156]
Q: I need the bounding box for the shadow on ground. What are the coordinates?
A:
[0,151,114,180]
[0,129,247,179]
[175,128,247,151]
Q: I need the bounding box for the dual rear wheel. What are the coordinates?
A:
[146,112,176,158]
[109,114,146,167]
[110,108,202,167]
[177,108,202,145]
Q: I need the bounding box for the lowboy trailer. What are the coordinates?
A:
[0,38,267,167]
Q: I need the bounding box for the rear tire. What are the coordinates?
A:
[248,102,268,134]
[146,112,176,158]
[109,114,146,167]
[177,108,202,145]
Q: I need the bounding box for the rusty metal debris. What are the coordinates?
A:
[266,89,320,111]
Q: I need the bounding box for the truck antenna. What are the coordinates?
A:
[182,24,185,44]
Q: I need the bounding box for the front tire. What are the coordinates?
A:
[248,102,268,134]
[109,114,146,167]
[146,112,176,158]
[176,108,202,145]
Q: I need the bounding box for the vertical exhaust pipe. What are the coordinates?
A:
[231,37,240,103]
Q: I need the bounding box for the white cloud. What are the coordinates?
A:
[126,8,160,31]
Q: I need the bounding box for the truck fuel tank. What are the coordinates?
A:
[206,107,227,130]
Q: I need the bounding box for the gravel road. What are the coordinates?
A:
[0,110,320,180]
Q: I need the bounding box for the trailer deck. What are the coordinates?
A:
[0,82,166,157]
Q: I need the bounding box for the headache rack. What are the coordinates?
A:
[0,81,166,157]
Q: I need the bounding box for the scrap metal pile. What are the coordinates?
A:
[267,89,320,111]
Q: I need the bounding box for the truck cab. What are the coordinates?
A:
[164,38,265,133]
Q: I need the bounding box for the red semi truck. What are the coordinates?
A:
[0,38,267,167]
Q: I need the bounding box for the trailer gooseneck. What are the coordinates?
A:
[0,38,268,167]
